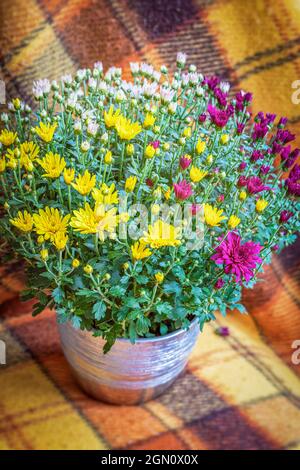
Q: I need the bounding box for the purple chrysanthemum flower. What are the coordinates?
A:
[215,326,230,337]
[211,232,262,283]
[289,164,300,182]
[276,129,295,145]
[278,117,288,128]
[286,179,300,196]
[198,113,207,123]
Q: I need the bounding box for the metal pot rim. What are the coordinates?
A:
[86,316,199,344]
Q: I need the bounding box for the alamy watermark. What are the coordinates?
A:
[291,340,300,365]
[0,340,6,365]
[291,80,300,104]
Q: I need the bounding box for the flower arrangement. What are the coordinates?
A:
[0,53,299,352]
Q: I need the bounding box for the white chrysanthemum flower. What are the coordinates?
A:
[140,63,154,77]
[73,120,82,133]
[189,72,199,85]
[142,81,158,98]
[153,70,161,82]
[81,141,90,152]
[76,69,87,81]
[94,61,103,72]
[61,74,72,85]
[32,79,51,99]
[98,80,108,93]
[88,77,97,90]
[87,120,98,137]
[160,86,175,104]
[130,62,139,75]
[176,52,187,66]
[220,81,230,93]
[196,86,204,97]
[181,73,190,87]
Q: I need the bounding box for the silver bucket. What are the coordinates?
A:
[57,318,199,405]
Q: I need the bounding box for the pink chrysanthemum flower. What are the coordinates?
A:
[211,232,262,283]
[173,180,193,200]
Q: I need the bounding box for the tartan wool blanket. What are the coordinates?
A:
[0,0,300,450]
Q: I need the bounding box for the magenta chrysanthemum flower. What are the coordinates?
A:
[207,104,230,128]
[173,180,193,200]
[247,176,270,194]
[279,210,293,223]
[179,155,192,170]
[211,232,262,283]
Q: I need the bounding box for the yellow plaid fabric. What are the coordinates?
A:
[0,0,300,450]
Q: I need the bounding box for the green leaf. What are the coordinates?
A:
[52,287,65,304]
[136,275,149,285]
[156,302,173,315]
[163,281,182,296]
[159,324,168,335]
[92,301,107,320]
[129,321,137,344]
[172,265,186,282]
[109,285,126,297]
[71,316,82,329]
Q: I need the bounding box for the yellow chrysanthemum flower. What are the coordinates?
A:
[5,149,17,169]
[164,187,171,200]
[196,139,206,154]
[92,183,119,205]
[35,122,57,143]
[72,170,96,196]
[64,168,75,185]
[126,144,134,156]
[0,158,6,173]
[72,259,80,268]
[239,191,247,201]
[104,106,121,128]
[228,215,241,229]
[206,154,213,165]
[144,144,155,159]
[84,264,93,274]
[155,272,164,283]
[37,152,66,179]
[143,113,156,128]
[183,127,192,138]
[12,98,21,110]
[0,129,17,146]
[256,199,268,213]
[125,176,137,193]
[220,134,229,145]
[204,204,227,227]
[190,166,208,183]
[70,203,117,241]
[52,231,68,251]
[40,249,49,261]
[20,141,40,171]
[131,241,152,261]
[10,210,33,232]
[115,115,142,140]
[104,150,113,164]
[142,219,181,249]
[33,207,70,241]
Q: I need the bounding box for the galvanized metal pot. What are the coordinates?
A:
[57,318,199,405]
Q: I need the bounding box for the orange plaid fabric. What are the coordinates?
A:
[0,0,299,450]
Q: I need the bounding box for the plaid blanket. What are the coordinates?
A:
[0,0,300,450]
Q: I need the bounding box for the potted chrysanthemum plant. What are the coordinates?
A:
[0,53,299,404]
